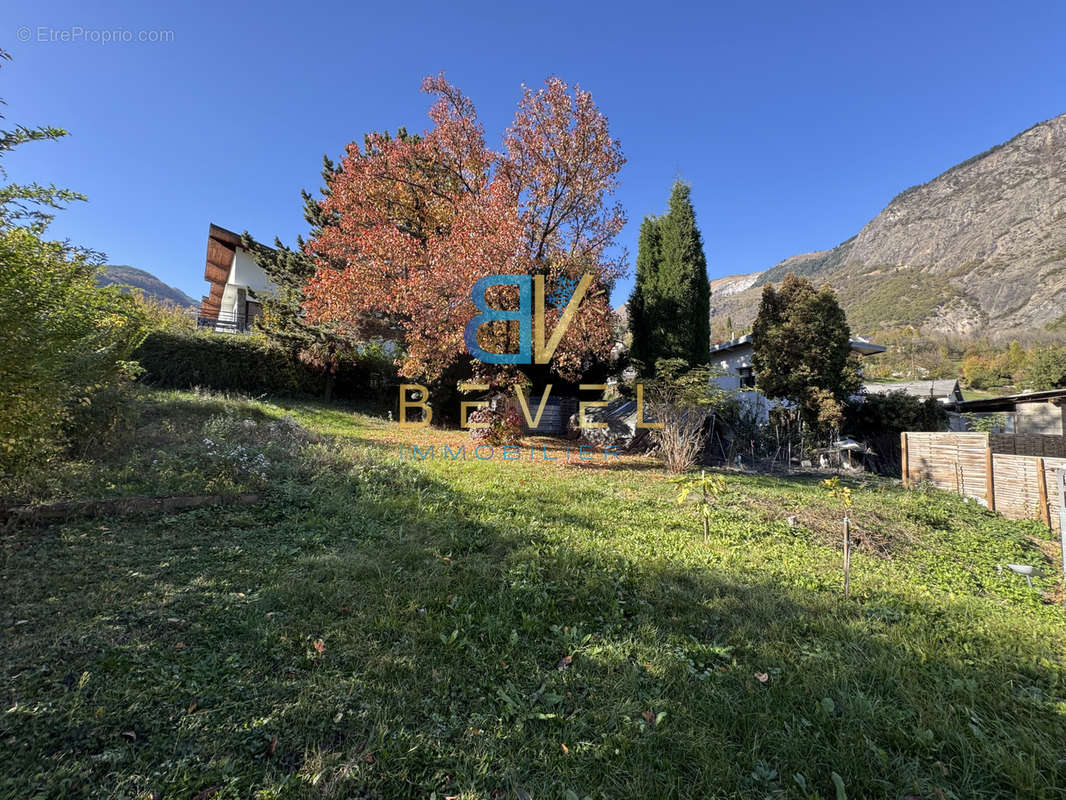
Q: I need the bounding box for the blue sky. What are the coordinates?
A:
[5,0,1066,306]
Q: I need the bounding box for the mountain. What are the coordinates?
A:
[97,266,196,307]
[706,113,1066,338]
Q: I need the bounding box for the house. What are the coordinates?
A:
[198,224,275,332]
[862,379,964,405]
[951,388,1066,434]
[709,333,886,422]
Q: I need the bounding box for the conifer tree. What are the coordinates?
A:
[627,215,661,369]
[243,146,386,400]
[627,180,711,372]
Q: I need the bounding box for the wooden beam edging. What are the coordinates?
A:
[2,493,263,528]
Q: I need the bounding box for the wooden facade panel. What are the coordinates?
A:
[205,239,235,281]
[204,262,230,285]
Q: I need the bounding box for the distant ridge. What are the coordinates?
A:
[706,112,1066,337]
[98,266,196,307]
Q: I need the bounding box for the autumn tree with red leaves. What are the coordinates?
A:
[302,74,626,387]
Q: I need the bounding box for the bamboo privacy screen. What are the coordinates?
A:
[901,432,1066,532]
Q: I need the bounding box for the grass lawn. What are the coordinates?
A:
[2,388,1065,799]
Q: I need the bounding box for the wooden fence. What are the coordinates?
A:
[901,432,1066,531]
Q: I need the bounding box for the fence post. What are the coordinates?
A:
[1038,457,1052,531]
[901,432,909,488]
[1057,469,1066,583]
[985,445,996,512]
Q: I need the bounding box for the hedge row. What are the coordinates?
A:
[134,331,394,400]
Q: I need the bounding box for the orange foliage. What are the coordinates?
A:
[303,74,626,383]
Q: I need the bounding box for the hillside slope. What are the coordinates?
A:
[98,265,196,307]
[708,113,1066,337]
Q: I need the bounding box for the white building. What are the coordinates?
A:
[199,224,275,332]
[952,388,1066,435]
[863,379,964,405]
[709,333,886,422]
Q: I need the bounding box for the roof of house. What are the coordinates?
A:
[955,387,1066,412]
[863,379,962,400]
[709,333,886,356]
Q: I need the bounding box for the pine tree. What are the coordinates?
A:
[658,180,710,365]
[627,215,661,369]
[627,180,711,372]
[242,151,366,401]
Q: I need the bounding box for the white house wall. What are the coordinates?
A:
[229,249,273,294]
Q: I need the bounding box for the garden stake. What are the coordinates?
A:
[702,470,710,541]
[822,476,854,599]
[843,515,851,599]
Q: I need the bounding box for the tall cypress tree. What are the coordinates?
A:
[627,215,661,369]
[627,180,711,371]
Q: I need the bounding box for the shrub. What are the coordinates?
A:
[135,330,320,395]
[134,330,397,404]
[0,228,148,477]
[845,390,949,438]
[844,390,948,475]
[135,293,198,334]
[643,358,724,473]
[468,404,524,446]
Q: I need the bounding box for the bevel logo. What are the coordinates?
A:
[398,272,660,432]
[463,273,591,364]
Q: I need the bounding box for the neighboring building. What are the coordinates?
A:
[709,334,886,422]
[863,379,964,405]
[199,224,275,332]
[951,388,1066,435]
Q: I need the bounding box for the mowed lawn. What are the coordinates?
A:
[2,389,1065,799]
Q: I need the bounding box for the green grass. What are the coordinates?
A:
[2,389,1065,799]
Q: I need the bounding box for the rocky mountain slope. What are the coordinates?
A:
[98,266,196,307]
[706,113,1066,338]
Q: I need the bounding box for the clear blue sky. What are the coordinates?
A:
[5,0,1066,306]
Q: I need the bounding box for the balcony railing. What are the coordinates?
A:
[197,309,255,332]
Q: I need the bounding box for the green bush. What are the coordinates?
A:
[0,227,148,477]
[846,390,949,438]
[135,330,320,395]
[134,330,397,402]
[845,390,949,476]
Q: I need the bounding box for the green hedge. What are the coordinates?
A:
[134,331,395,400]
